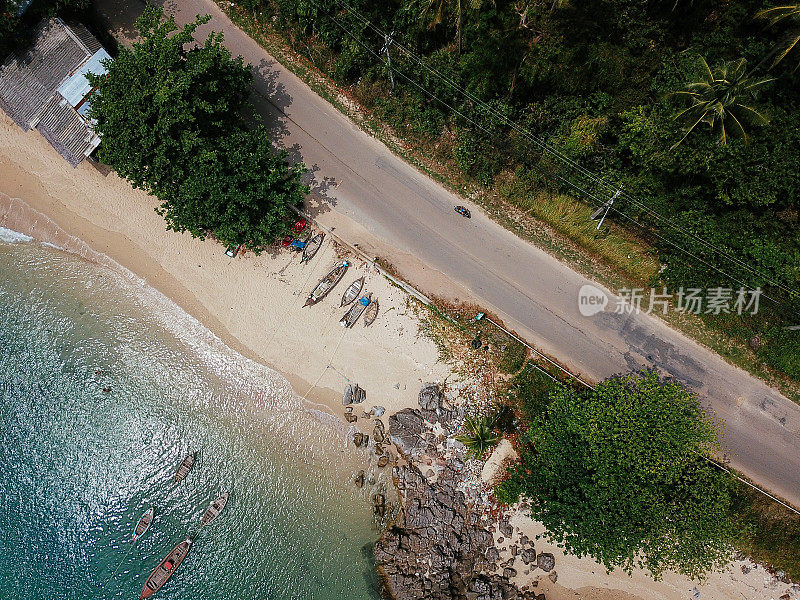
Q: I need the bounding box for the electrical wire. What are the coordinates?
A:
[322,0,800,299]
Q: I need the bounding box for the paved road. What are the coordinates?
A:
[98,0,800,507]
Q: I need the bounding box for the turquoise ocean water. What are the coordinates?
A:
[0,230,382,600]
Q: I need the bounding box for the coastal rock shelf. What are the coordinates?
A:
[376,408,548,600]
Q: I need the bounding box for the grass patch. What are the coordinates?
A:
[509,363,560,421]
[731,481,800,580]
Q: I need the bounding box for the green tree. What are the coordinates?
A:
[505,371,733,580]
[160,126,306,249]
[756,4,800,68]
[421,0,488,53]
[456,413,501,458]
[88,7,306,251]
[671,57,772,149]
[0,1,22,59]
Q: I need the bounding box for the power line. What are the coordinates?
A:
[293,3,800,513]
[307,1,784,303]
[324,0,799,299]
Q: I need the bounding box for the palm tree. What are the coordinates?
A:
[755,4,800,68]
[422,0,488,54]
[456,413,501,458]
[671,57,773,149]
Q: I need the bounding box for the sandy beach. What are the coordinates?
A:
[1,113,796,600]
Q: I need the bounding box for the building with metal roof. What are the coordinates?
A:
[0,18,111,167]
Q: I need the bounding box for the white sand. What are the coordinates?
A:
[1,112,796,600]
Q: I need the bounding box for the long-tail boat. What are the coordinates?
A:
[139,537,193,599]
[201,492,230,526]
[340,293,372,328]
[174,452,196,483]
[305,261,349,306]
[131,507,154,544]
[340,277,365,307]
[301,232,324,263]
[363,298,379,327]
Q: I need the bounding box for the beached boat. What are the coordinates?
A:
[174,452,196,483]
[340,277,365,307]
[139,537,193,599]
[301,232,324,263]
[363,298,378,327]
[342,383,354,406]
[201,492,230,526]
[340,293,371,328]
[305,261,349,306]
[131,507,154,544]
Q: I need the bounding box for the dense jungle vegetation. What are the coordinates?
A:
[237,0,800,380]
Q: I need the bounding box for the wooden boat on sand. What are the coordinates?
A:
[340,277,365,307]
[139,537,193,599]
[174,452,196,483]
[340,293,371,328]
[305,261,349,307]
[302,232,324,263]
[201,492,230,526]
[363,298,378,327]
[131,507,154,544]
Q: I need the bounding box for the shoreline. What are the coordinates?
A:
[0,113,449,426]
[2,114,798,600]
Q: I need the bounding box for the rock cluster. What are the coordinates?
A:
[375,407,548,600]
[375,460,519,599]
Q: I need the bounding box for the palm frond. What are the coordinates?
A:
[671,56,771,147]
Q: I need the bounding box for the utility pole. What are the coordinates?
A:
[591,186,623,230]
[382,31,395,92]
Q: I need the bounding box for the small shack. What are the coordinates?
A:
[0,18,111,167]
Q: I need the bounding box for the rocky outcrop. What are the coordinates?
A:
[418,383,442,411]
[374,461,519,600]
[375,407,541,600]
[388,407,463,456]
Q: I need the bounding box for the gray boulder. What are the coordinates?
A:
[418,383,442,411]
[536,552,555,572]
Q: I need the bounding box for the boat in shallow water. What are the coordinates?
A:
[201,492,230,526]
[139,537,193,599]
[131,507,154,544]
[174,452,196,483]
[342,383,354,406]
[305,261,349,306]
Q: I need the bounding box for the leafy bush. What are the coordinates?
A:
[455,413,501,459]
[508,371,734,580]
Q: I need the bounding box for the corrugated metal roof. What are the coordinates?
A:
[36,94,100,167]
[57,48,110,107]
[0,18,108,166]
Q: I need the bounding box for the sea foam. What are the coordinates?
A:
[0,226,34,243]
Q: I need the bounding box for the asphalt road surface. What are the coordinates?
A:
[97,0,800,508]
